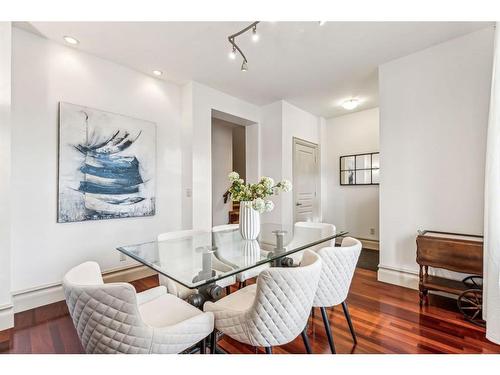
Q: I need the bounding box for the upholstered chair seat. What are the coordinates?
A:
[204,250,322,354]
[63,261,214,354]
[157,230,236,299]
[313,237,362,353]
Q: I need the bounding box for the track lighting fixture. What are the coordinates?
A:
[227,21,260,71]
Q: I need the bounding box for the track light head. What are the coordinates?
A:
[252,26,259,42]
[229,47,236,60]
[241,60,248,72]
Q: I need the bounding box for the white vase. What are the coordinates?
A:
[239,201,260,240]
[241,240,261,266]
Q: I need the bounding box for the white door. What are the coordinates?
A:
[293,138,319,223]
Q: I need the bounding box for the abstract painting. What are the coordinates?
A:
[58,102,156,223]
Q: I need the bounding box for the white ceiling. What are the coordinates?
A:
[23,21,492,118]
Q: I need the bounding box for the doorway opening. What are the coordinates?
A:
[211,117,246,226]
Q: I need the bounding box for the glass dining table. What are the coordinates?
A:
[117,223,347,307]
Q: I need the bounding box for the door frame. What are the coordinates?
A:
[292,137,320,224]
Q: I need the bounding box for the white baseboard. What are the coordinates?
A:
[0,304,14,331]
[335,237,379,251]
[359,238,379,251]
[377,265,419,290]
[12,265,157,313]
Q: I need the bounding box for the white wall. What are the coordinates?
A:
[378,27,494,287]
[211,118,233,226]
[260,100,322,228]
[10,28,183,295]
[324,108,379,240]
[0,22,13,330]
[282,101,321,228]
[260,101,284,224]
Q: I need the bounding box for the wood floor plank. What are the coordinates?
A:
[1,268,499,354]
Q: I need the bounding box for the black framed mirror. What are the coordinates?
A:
[339,152,379,186]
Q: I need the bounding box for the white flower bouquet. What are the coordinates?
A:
[227,172,292,213]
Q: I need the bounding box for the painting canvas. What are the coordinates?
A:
[58,102,156,223]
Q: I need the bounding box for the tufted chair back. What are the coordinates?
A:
[209,250,321,347]
[313,237,362,307]
[63,261,153,354]
[64,261,213,354]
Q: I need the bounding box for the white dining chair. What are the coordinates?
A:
[204,250,322,354]
[212,224,270,289]
[62,261,214,354]
[286,222,336,265]
[157,230,236,300]
[313,237,362,353]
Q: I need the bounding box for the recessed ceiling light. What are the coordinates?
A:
[152,70,163,76]
[63,36,79,45]
[319,21,327,26]
[341,99,360,110]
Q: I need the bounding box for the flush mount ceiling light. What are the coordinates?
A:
[341,99,360,110]
[152,70,163,76]
[228,21,260,72]
[318,21,327,26]
[63,35,79,45]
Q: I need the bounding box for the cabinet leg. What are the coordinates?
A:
[419,289,428,306]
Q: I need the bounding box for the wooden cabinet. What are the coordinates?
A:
[416,230,483,306]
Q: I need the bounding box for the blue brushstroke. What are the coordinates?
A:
[80,160,143,186]
[74,126,147,208]
[78,181,140,195]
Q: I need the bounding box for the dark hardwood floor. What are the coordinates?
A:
[2,268,499,354]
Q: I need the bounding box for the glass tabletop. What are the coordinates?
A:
[117,223,347,290]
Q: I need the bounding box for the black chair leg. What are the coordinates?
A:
[301,328,312,354]
[199,337,206,354]
[225,286,231,295]
[320,306,336,354]
[264,346,273,354]
[342,301,357,345]
[242,280,247,288]
[210,330,217,354]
